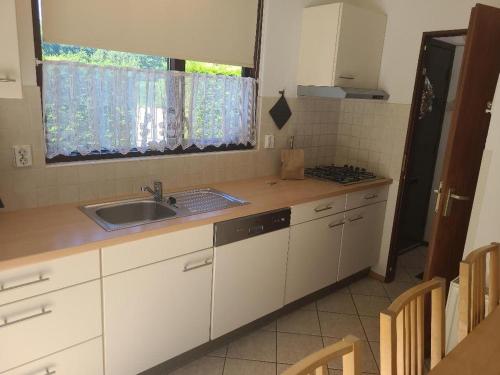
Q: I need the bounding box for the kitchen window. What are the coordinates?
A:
[32,0,263,163]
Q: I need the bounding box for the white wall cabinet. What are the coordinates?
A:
[285,212,344,304]
[338,201,387,280]
[103,248,213,375]
[0,0,23,98]
[297,2,386,89]
[211,228,289,339]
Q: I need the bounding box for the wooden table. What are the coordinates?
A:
[429,307,500,374]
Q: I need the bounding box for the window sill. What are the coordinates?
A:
[43,148,260,168]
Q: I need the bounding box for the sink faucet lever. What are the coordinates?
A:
[141,181,163,202]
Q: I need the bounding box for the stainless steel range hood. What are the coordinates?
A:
[297,85,389,100]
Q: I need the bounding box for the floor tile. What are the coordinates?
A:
[277,332,324,365]
[383,281,415,300]
[398,248,426,269]
[227,330,276,362]
[323,337,378,374]
[317,291,357,315]
[261,320,277,332]
[318,312,366,339]
[349,277,387,297]
[223,358,276,375]
[393,265,418,284]
[369,341,380,369]
[277,309,321,336]
[404,267,425,283]
[360,316,380,342]
[277,363,290,374]
[299,302,317,311]
[169,356,225,375]
[352,294,391,317]
[207,345,228,358]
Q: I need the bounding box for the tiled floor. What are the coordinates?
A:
[169,247,427,375]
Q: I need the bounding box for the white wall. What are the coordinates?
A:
[464,75,500,256]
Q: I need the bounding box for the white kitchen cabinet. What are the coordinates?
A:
[0,280,102,373]
[285,212,344,304]
[3,337,103,375]
[0,0,23,98]
[297,2,386,89]
[337,201,387,280]
[103,248,213,375]
[211,228,289,339]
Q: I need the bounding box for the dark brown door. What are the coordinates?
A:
[397,39,456,252]
[425,4,500,283]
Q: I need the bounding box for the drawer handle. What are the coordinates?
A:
[329,220,345,228]
[348,215,364,223]
[34,369,56,375]
[183,258,213,272]
[314,204,333,212]
[0,306,52,329]
[364,194,378,200]
[0,274,50,293]
[339,75,355,80]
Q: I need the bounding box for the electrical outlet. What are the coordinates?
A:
[13,145,33,167]
[264,134,275,149]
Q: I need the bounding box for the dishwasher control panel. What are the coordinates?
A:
[214,208,291,246]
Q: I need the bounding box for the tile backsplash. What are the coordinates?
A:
[0,86,410,212]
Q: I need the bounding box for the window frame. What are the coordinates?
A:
[31,0,263,164]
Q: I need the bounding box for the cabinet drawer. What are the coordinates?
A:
[0,280,102,373]
[291,195,346,225]
[0,250,100,307]
[346,185,388,210]
[3,337,103,375]
[101,224,213,276]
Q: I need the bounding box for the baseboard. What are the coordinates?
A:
[140,268,370,375]
[369,269,386,282]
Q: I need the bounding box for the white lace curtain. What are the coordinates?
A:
[42,61,257,158]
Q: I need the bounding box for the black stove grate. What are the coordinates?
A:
[305,165,378,185]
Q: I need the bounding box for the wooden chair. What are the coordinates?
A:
[380,277,446,375]
[458,242,500,341]
[281,335,361,375]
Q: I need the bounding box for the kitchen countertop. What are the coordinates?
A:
[0,176,392,271]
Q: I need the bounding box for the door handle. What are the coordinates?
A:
[443,188,470,217]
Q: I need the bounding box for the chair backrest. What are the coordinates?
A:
[380,277,446,375]
[281,335,361,375]
[458,242,500,341]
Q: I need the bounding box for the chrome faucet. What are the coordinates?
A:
[141,181,163,202]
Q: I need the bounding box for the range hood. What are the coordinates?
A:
[297,85,389,101]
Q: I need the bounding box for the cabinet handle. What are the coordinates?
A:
[0,274,50,293]
[34,369,56,375]
[339,75,355,80]
[183,258,213,272]
[314,204,333,212]
[348,215,364,223]
[0,78,16,83]
[328,220,345,228]
[0,306,52,329]
[364,194,378,200]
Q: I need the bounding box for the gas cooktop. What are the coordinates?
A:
[305,165,379,185]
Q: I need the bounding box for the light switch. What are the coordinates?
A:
[264,134,275,149]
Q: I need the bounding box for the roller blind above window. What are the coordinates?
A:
[41,0,259,68]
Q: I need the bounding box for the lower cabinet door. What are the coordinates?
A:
[0,280,102,373]
[103,248,213,375]
[211,228,289,339]
[285,213,344,304]
[338,201,386,280]
[3,337,103,375]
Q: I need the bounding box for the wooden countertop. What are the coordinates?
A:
[429,307,500,375]
[0,176,392,271]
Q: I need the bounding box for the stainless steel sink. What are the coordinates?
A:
[81,188,248,231]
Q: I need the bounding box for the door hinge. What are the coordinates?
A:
[486,101,493,114]
[422,67,427,76]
